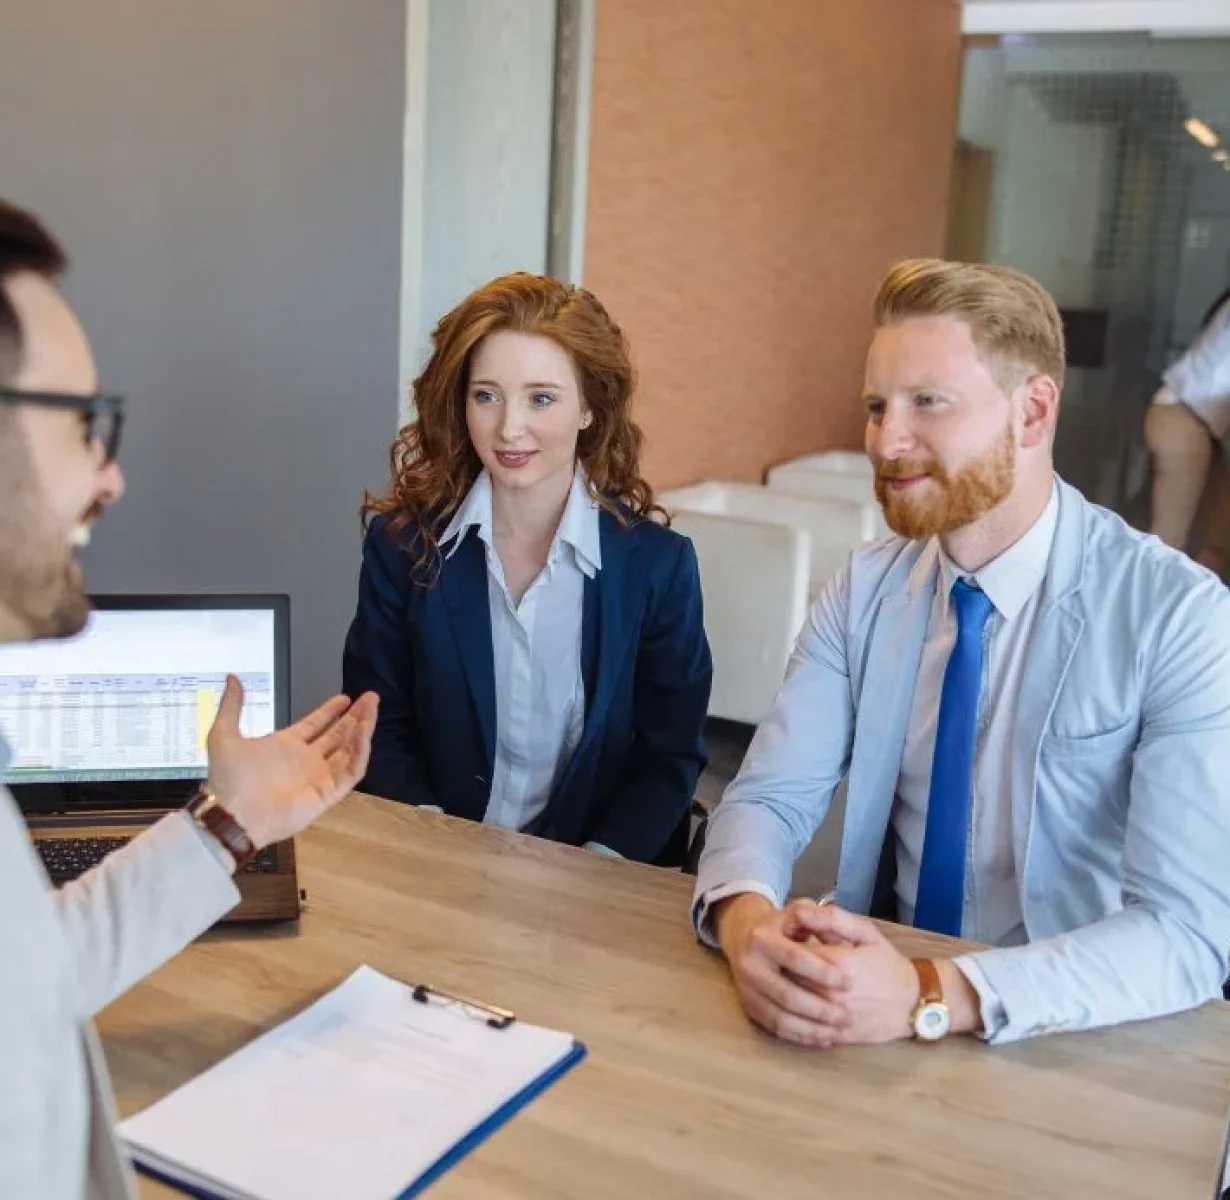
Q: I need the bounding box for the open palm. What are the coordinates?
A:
[204,675,379,849]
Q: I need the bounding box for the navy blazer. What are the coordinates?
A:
[342,508,713,865]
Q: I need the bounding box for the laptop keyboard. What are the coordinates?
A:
[37,835,279,884]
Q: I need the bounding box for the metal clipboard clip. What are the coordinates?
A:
[410,982,517,1030]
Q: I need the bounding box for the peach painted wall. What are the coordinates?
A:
[583,0,962,487]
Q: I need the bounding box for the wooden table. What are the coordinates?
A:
[99,794,1230,1199]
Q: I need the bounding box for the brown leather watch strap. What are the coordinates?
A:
[912,957,944,1005]
[187,790,257,870]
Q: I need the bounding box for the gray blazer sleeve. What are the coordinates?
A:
[0,793,240,1198]
[53,812,241,1017]
[692,564,856,940]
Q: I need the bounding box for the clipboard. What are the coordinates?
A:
[402,979,585,1198]
[120,966,588,1200]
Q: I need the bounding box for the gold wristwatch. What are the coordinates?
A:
[909,958,951,1042]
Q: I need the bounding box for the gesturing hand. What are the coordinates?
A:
[205,675,379,850]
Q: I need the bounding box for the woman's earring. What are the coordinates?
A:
[581,413,593,430]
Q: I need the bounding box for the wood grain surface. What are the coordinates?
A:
[99,794,1230,1199]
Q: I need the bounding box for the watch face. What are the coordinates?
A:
[915,1002,950,1042]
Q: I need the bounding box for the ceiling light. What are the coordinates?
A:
[1215,150,1230,164]
[1186,118,1220,149]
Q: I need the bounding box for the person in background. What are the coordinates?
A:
[343,273,711,866]
[696,259,1230,1048]
[0,198,379,1198]
[1144,284,1230,577]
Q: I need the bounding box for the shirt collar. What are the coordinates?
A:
[441,470,495,553]
[440,468,603,579]
[554,471,603,577]
[938,481,1059,622]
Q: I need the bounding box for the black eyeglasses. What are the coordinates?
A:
[0,387,126,464]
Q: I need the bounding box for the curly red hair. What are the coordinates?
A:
[363,272,663,581]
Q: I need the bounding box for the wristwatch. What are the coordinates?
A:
[909,958,951,1042]
[186,789,257,870]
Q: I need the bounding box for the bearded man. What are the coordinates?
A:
[693,259,1230,1048]
[0,199,379,1197]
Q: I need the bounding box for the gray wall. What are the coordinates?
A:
[0,0,406,715]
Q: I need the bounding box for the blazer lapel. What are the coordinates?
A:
[1010,479,1087,898]
[581,569,600,713]
[836,545,938,913]
[439,530,497,772]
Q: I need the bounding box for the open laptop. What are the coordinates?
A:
[0,594,301,923]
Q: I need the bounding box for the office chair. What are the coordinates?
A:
[683,800,709,876]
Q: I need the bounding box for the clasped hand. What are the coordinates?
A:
[716,895,922,1047]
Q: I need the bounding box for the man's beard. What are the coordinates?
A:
[874,420,1016,540]
[0,428,91,642]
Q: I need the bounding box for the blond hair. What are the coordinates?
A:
[873,259,1066,392]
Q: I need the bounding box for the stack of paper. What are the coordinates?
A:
[120,965,585,1200]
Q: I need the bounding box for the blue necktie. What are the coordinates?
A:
[913,578,995,937]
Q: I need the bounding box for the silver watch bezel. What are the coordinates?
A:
[913,1000,951,1042]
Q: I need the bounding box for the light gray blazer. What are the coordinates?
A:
[0,745,239,1199]
[696,478,1230,1044]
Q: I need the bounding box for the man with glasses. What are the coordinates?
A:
[0,198,380,1198]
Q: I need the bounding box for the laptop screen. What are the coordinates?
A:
[0,600,284,787]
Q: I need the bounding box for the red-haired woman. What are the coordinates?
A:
[343,274,712,865]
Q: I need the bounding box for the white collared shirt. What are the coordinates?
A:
[892,483,1060,946]
[439,470,601,835]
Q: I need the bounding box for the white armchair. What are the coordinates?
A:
[662,481,877,724]
[667,508,808,725]
[662,480,876,598]
[765,452,888,537]
[770,450,873,479]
